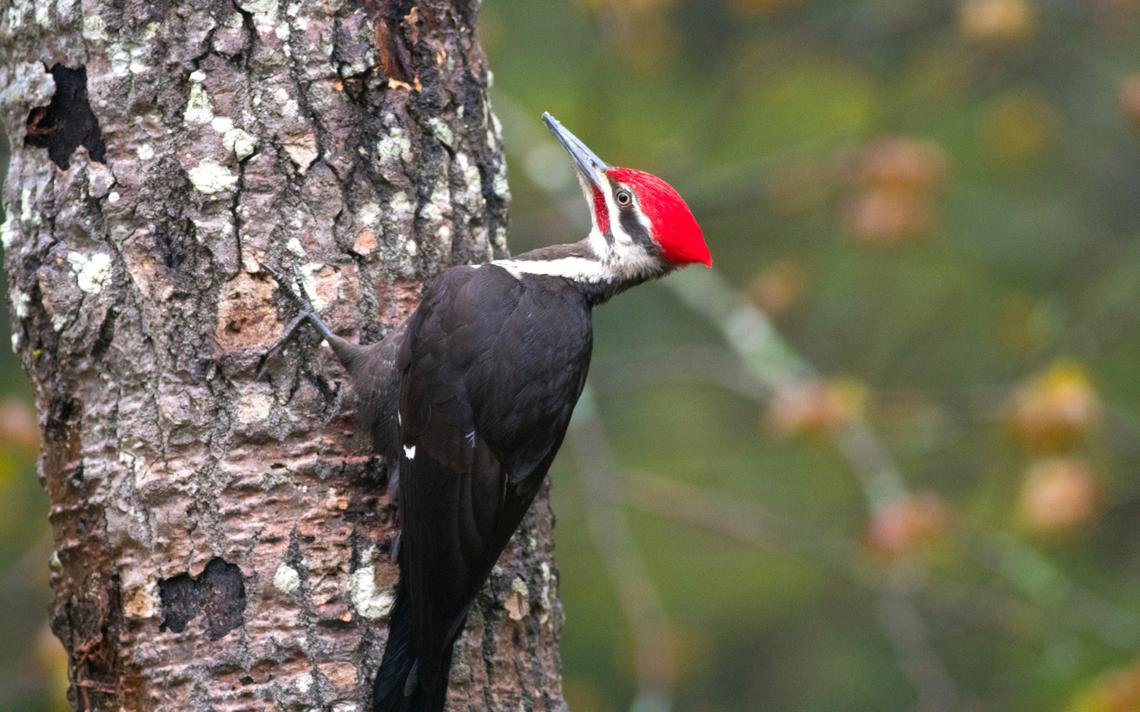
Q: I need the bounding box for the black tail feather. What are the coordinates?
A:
[406,645,453,712]
[373,584,462,712]
[373,584,415,711]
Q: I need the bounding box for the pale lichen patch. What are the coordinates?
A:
[537,562,554,624]
[238,0,280,33]
[286,237,305,257]
[418,179,450,226]
[274,564,301,595]
[388,192,413,224]
[505,576,530,621]
[428,118,454,149]
[455,153,482,203]
[376,128,412,165]
[184,81,215,125]
[111,43,149,77]
[237,385,274,424]
[271,87,300,118]
[88,164,115,198]
[67,252,113,294]
[188,159,239,194]
[294,672,314,694]
[136,144,155,160]
[493,159,510,199]
[223,128,257,160]
[349,550,394,620]
[299,263,339,311]
[1,213,17,249]
[20,185,37,224]
[81,14,105,42]
[11,289,31,319]
[358,202,381,227]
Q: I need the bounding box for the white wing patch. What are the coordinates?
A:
[403,444,416,460]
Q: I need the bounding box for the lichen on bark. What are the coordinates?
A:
[0,1,565,709]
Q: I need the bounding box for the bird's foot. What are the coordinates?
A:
[257,262,337,379]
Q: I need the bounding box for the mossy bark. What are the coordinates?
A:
[0,1,565,709]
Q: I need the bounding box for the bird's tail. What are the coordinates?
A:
[372,585,454,712]
[373,583,415,711]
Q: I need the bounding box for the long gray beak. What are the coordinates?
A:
[543,112,610,191]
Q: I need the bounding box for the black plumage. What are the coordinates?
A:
[374,264,593,710]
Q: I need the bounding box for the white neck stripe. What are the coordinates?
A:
[490,257,611,283]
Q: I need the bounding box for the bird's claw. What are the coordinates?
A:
[261,263,313,311]
[257,261,337,379]
[256,311,310,380]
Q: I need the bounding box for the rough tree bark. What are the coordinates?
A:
[0,1,566,710]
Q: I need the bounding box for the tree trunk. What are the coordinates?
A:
[0,1,566,710]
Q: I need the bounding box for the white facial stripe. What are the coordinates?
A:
[629,188,655,236]
[588,227,608,257]
[596,181,661,281]
[602,182,632,246]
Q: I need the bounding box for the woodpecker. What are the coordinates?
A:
[264,113,710,712]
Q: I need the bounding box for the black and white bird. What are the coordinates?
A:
[264,113,710,712]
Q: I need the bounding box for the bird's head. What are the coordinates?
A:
[543,113,712,275]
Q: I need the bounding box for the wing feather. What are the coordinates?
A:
[394,265,592,693]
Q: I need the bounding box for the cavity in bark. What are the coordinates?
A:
[45,396,79,442]
[24,64,106,169]
[159,558,247,641]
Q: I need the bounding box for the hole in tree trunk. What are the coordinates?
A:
[159,558,248,641]
[25,64,106,170]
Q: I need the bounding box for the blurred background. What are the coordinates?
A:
[4,0,1140,709]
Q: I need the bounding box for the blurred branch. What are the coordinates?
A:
[591,345,769,402]
[963,527,1140,650]
[619,468,868,582]
[877,578,963,712]
[619,467,1136,656]
[664,267,909,508]
[567,389,676,712]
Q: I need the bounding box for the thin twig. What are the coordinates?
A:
[877,579,963,712]
[567,389,677,712]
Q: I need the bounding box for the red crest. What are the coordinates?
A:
[607,168,711,267]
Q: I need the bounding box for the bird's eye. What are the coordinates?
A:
[616,189,633,207]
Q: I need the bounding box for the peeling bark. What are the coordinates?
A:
[0,1,565,710]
